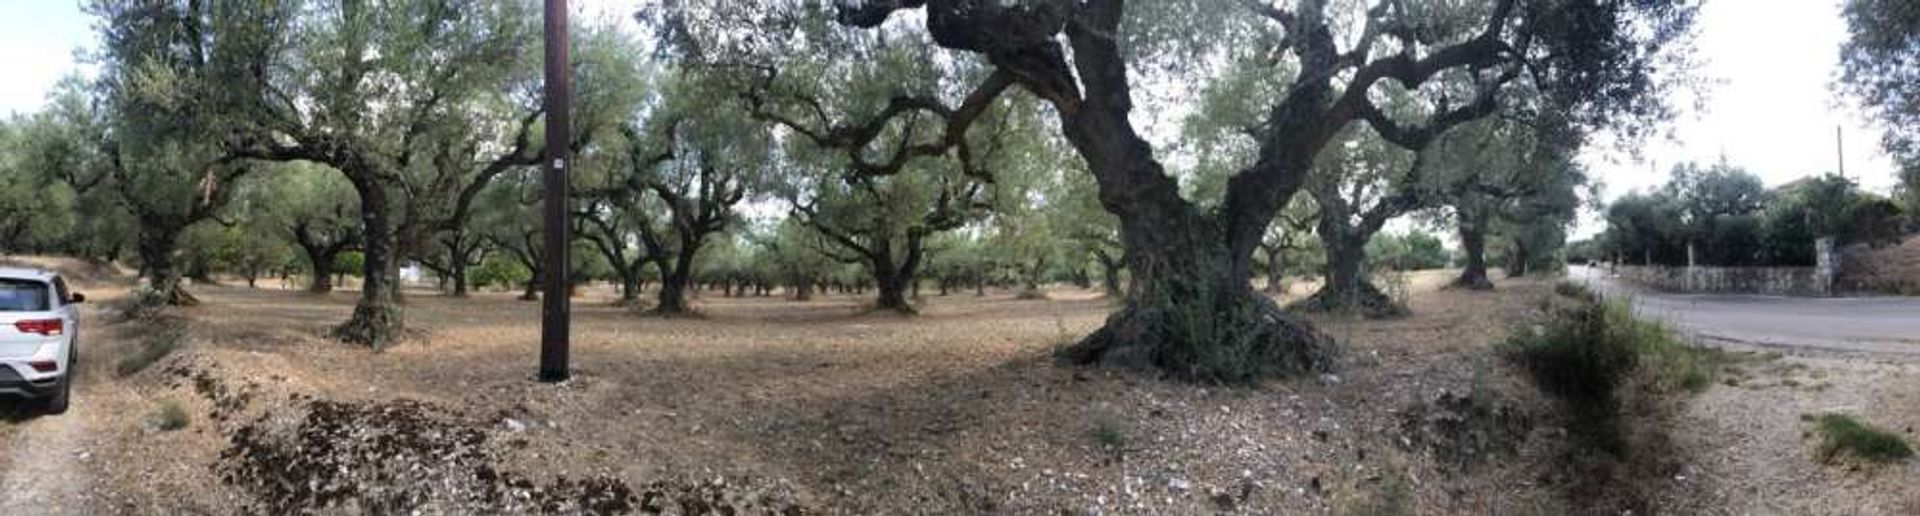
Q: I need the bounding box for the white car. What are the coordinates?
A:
[0,267,84,414]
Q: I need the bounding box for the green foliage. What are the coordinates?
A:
[332,252,365,277]
[1838,0,1920,177]
[468,254,531,291]
[1499,296,1717,454]
[1811,413,1913,465]
[1602,167,1904,266]
[1367,231,1450,271]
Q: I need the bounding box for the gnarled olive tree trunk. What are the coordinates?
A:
[136,221,198,306]
[333,181,404,347]
[1452,206,1495,290]
[1054,102,1337,382]
[867,233,924,314]
[1294,231,1404,317]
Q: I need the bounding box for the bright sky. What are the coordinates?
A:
[1572,0,1900,237]
[3,1,1899,239]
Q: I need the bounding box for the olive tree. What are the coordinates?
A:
[660,0,1696,382]
[1839,0,1920,217]
[225,0,546,345]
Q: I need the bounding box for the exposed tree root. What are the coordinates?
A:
[1060,293,1338,385]
[333,303,405,349]
[1448,270,1497,291]
[1289,282,1409,319]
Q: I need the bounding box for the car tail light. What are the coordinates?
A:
[27,360,57,373]
[14,319,62,336]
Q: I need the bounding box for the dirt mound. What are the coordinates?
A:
[219,398,811,515]
[1838,236,1920,294]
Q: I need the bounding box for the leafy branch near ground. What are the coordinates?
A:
[1809,413,1913,466]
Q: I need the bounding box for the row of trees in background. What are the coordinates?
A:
[1593,162,1907,267]
[0,0,1693,383]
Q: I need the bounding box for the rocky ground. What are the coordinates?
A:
[0,258,1914,514]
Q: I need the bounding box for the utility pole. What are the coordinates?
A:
[538,0,571,383]
[1836,125,1846,180]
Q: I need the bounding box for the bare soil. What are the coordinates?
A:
[1,260,1914,514]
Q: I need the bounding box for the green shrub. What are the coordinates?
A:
[1812,414,1912,465]
[116,329,183,377]
[1497,297,1719,454]
[146,400,190,432]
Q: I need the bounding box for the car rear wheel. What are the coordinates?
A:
[41,375,70,414]
[42,349,72,415]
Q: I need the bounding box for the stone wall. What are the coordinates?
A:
[1608,237,1838,296]
[1612,265,1832,296]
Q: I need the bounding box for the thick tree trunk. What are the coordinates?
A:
[1016,256,1048,300]
[1295,234,1405,318]
[445,237,472,298]
[333,182,404,348]
[615,266,642,306]
[1507,237,1531,278]
[1059,210,1337,384]
[1093,250,1124,299]
[1263,246,1288,294]
[873,268,911,313]
[789,275,813,301]
[654,240,701,315]
[137,222,198,306]
[301,245,337,294]
[1452,214,1494,290]
[520,276,540,301]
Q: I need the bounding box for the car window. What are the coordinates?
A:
[53,277,70,305]
[0,279,51,312]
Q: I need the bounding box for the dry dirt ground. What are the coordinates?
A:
[0,260,1914,514]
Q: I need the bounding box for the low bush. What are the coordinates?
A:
[146,399,190,432]
[116,328,183,377]
[1811,413,1912,465]
[1497,297,1718,454]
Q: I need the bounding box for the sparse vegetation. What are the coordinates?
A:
[117,327,183,377]
[1337,468,1412,516]
[1089,412,1129,450]
[1498,296,1719,454]
[146,400,190,432]
[1811,414,1913,465]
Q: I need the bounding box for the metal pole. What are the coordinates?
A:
[1835,125,1845,180]
[539,0,571,383]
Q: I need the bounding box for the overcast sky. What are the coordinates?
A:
[3,1,1898,238]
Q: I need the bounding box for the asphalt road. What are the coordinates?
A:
[1569,266,1920,357]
